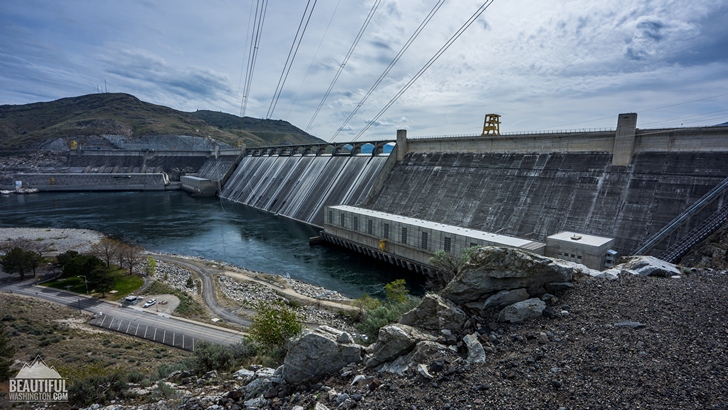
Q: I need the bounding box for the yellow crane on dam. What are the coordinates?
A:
[481,113,501,135]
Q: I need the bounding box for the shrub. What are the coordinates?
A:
[427,246,479,291]
[248,301,304,352]
[354,296,420,342]
[156,357,195,380]
[68,372,128,407]
[193,341,236,374]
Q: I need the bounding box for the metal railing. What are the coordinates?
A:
[409,128,616,140]
[632,175,728,256]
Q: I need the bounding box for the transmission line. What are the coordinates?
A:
[286,0,342,120]
[305,0,383,132]
[353,0,495,141]
[266,0,318,119]
[330,0,446,141]
[240,0,269,118]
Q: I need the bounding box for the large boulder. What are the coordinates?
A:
[398,294,467,332]
[380,341,458,375]
[441,247,575,305]
[366,324,436,368]
[283,326,364,384]
[497,298,546,323]
[611,256,681,277]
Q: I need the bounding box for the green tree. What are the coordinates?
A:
[385,279,409,303]
[61,255,105,278]
[0,324,15,381]
[88,265,116,297]
[1,247,34,280]
[249,301,304,352]
[56,250,80,268]
[144,256,157,277]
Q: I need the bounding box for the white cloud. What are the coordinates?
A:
[0,0,726,140]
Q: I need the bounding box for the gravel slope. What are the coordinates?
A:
[331,271,728,410]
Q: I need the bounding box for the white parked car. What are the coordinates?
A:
[143,299,157,308]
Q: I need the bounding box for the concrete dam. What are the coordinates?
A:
[10,113,727,270]
[219,113,728,268]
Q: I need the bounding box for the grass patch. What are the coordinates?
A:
[45,276,88,294]
[44,269,144,300]
[108,273,144,301]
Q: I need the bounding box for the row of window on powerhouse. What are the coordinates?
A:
[328,210,472,253]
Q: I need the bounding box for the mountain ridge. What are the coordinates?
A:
[0,93,324,150]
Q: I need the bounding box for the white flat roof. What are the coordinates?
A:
[547,231,613,247]
[329,205,543,249]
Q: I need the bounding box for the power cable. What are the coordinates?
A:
[236,0,256,111]
[286,0,342,120]
[330,0,446,141]
[266,0,318,119]
[240,0,269,118]
[352,0,495,141]
[305,0,383,132]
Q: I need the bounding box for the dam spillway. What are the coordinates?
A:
[219,154,390,226]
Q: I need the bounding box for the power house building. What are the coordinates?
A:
[322,205,616,272]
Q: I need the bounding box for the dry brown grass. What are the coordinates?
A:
[0,293,191,385]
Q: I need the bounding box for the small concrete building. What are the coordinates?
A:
[180,175,217,196]
[545,231,616,270]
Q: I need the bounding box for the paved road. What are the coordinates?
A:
[154,255,252,327]
[0,278,245,349]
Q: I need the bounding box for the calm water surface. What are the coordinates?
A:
[0,191,422,297]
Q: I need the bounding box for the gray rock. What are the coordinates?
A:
[380,340,457,374]
[497,298,547,323]
[337,332,355,344]
[243,377,273,400]
[399,294,467,332]
[441,247,575,304]
[366,324,436,368]
[417,363,435,379]
[243,396,268,408]
[233,368,256,383]
[482,288,529,310]
[615,256,680,277]
[283,327,365,384]
[463,333,486,364]
[314,403,330,410]
[202,370,218,379]
[614,321,646,329]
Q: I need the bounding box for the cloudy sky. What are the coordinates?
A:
[1,0,727,141]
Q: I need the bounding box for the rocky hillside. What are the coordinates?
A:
[0,93,323,150]
[76,248,728,410]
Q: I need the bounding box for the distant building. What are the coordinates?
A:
[545,231,616,270]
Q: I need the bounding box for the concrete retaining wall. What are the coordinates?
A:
[16,173,170,191]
